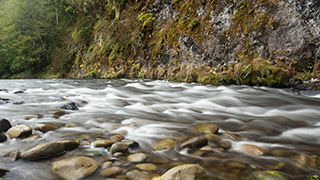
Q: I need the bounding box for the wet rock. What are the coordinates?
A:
[153,139,175,151]
[52,110,68,118]
[0,119,11,133]
[59,102,79,110]
[9,151,20,161]
[13,101,24,105]
[226,161,247,169]
[0,168,9,177]
[110,134,124,142]
[269,148,295,157]
[219,140,232,149]
[24,114,42,120]
[236,144,268,157]
[193,124,219,134]
[204,133,221,143]
[33,123,60,133]
[14,90,24,94]
[123,140,139,148]
[93,139,115,148]
[100,166,122,177]
[200,145,214,151]
[222,132,241,141]
[19,135,41,142]
[160,164,207,180]
[113,152,124,157]
[0,133,7,143]
[126,170,151,180]
[180,136,208,149]
[248,171,292,180]
[295,154,320,170]
[102,161,113,168]
[52,156,100,180]
[135,163,157,171]
[56,139,80,151]
[6,124,32,139]
[127,153,148,163]
[0,97,9,104]
[110,142,129,154]
[20,141,65,160]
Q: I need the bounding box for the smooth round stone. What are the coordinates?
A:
[193,124,219,134]
[160,164,207,180]
[204,133,221,143]
[135,163,157,171]
[100,166,122,177]
[56,139,80,151]
[52,156,100,180]
[269,148,295,157]
[180,136,208,149]
[248,171,292,180]
[200,145,214,151]
[219,140,232,149]
[93,139,115,148]
[126,170,151,180]
[0,119,12,133]
[222,132,241,141]
[127,153,148,163]
[113,152,124,157]
[20,141,65,160]
[6,124,32,139]
[236,144,268,157]
[103,161,113,168]
[52,110,68,118]
[19,135,41,142]
[33,123,60,133]
[226,161,247,169]
[153,139,175,151]
[110,134,124,142]
[110,142,129,154]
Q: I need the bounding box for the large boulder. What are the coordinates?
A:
[6,124,32,139]
[52,156,100,180]
[160,164,207,180]
[20,142,65,160]
[248,171,291,180]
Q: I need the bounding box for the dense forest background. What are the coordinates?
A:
[0,0,319,88]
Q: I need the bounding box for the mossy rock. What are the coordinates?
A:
[248,171,291,180]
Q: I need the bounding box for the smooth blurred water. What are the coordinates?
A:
[0,79,320,179]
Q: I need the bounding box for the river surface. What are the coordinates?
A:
[0,79,320,179]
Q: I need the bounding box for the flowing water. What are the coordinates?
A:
[0,79,320,179]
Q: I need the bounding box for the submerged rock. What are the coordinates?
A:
[0,118,12,133]
[100,166,122,177]
[193,124,219,134]
[222,132,241,141]
[236,144,268,157]
[93,139,115,148]
[180,136,208,149]
[160,164,207,180]
[6,124,32,139]
[248,171,291,180]
[56,139,80,151]
[295,154,320,170]
[20,141,65,160]
[127,153,148,163]
[153,139,175,151]
[135,163,157,171]
[33,123,60,133]
[126,170,151,180]
[59,102,79,110]
[52,156,100,180]
[52,110,68,118]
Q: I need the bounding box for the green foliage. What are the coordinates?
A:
[138,12,155,31]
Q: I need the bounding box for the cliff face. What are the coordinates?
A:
[58,0,320,87]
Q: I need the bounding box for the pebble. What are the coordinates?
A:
[135,163,157,171]
[110,143,129,154]
[127,153,148,163]
[100,167,122,177]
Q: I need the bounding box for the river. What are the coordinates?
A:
[0,79,320,179]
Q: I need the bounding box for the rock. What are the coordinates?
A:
[160,164,207,180]
[113,152,124,157]
[33,123,60,133]
[126,170,151,180]
[9,151,20,161]
[0,133,7,143]
[269,148,295,157]
[153,139,175,151]
[59,102,79,110]
[19,135,41,142]
[6,124,32,139]
[52,110,68,118]
[199,145,214,151]
[193,124,219,134]
[100,166,122,177]
[93,139,115,148]
[110,134,124,142]
[0,119,11,133]
[0,168,9,177]
[102,161,113,168]
[204,133,221,143]
[219,140,232,149]
[295,154,320,170]
[180,136,208,149]
[135,163,157,171]
[14,90,24,94]
[56,139,80,150]
[52,156,100,180]
[236,144,268,157]
[222,132,241,141]
[20,141,65,160]
[123,140,139,148]
[248,171,292,180]
[0,97,9,104]
[110,142,129,154]
[127,153,148,163]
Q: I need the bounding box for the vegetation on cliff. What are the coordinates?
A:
[0,0,319,88]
